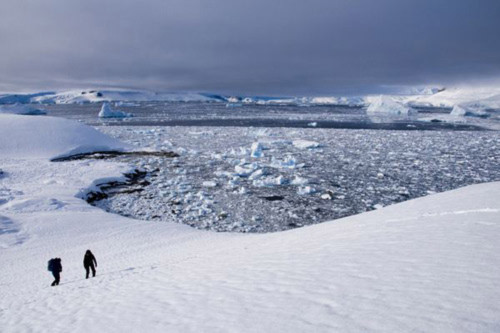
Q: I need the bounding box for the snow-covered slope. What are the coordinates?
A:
[405,86,500,109]
[308,96,365,106]
[1,115,499,332]
[0,114,129,159]
[0,104,46,115]
[29,90,219,104]
[0,92,54,104]
[251,96,366,106]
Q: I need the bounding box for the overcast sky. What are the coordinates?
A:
[1,0,499,95]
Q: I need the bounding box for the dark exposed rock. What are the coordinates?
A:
[83,169,151,204]
[51,150,179,162]
[261,195,285,201]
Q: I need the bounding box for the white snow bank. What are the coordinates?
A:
[98,102,133,118]
[366,95,412,116]
[0,114,129,159]
[0,104,46,115]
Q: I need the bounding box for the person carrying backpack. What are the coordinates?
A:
[83,250,97,279]
[48,258,62,286]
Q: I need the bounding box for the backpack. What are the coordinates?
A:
[47,258,55,272]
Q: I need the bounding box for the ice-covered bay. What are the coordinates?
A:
[95,126,500,232]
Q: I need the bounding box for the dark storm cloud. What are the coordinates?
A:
[1,0,499,94]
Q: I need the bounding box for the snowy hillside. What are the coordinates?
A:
[1,114,499,332]
[0,104,46,115]
[0,114,129,159]
[403,85,500,109]
[0,90,220,104]
[1,86,499,113]
[0,92,54,104]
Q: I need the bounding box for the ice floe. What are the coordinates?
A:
[292,140,320,149]
[297,186,316,195]
[253,175,287,187]
[291,175,309,185]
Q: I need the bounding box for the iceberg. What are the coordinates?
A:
[250,142,265,158]
[450,104,489,118]
[226,97,240,103]
[98,102,133,118]
[366,95,412,116]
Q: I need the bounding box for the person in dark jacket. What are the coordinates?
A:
[83,250,97,279]
[49,258,62,286]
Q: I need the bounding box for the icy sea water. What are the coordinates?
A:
[41,102,483,130]
[45,103,500,232]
